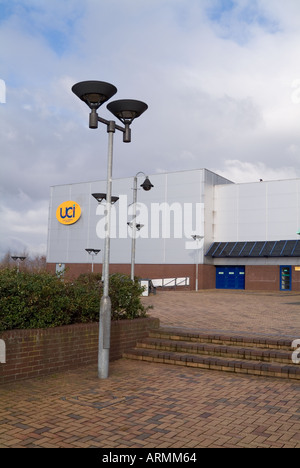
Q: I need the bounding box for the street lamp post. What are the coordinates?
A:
[129,173,154,281]
[11,256,26,273]
[85,248,101,273]
[91,194,119,284]
[191,235,204,291]
[72,81,148,379]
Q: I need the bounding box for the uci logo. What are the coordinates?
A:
[56,201,81,225]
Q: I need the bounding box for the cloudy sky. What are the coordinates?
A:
[1,0,300,258]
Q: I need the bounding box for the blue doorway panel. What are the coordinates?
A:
[216,266,245,290]
[280,266,292,291]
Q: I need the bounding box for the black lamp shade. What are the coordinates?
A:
[107,99,148,124]
[92,193,119,204]
[85,249,101,254]
[140,177,154,191]
[72,81,117,109]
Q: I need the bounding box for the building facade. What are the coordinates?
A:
[46,168,300,291]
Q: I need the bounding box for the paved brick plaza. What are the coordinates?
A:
[0,290,299,448]
[142,289,300,337]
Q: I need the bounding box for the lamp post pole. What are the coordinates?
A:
[85,249,101,273]
[72,81,147,379]
[130,173,154,281]
[98,123,115,376]
[130,175,138,281]
[11,256,26,273]
[191,235,204,291]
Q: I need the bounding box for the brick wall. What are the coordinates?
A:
[0,317,159,385]
[246,265,300,291]
[46,263,217,290]
[246,265,279,291]
[292,267,300,291]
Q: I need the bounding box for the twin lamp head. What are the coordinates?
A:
[71,80,148,141]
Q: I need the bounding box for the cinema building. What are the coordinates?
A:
[46,168,300,292]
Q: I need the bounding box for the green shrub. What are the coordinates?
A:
[0,269,150,331]
[0,269,71,330]
[109,273,148,320]
[74,272,149,321]
[67,273,102,324]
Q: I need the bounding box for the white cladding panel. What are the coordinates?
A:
[214,179,300,242]
[47,169,231,265]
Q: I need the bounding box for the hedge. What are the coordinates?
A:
[0,269,150,331]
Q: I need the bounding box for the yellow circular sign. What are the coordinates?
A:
[56,201,81,225]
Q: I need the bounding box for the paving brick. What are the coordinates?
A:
[0,290,299,448]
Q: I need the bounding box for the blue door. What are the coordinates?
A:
[280,266,292,291]
[216,267,245,290]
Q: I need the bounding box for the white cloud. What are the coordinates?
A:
[0,200,48,258]
[0,79,6,103]
[1,0,300,257]
[215,159,298,183]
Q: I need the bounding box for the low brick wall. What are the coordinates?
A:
[0,317,159,384]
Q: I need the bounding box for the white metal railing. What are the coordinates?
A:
[151,277,190,289]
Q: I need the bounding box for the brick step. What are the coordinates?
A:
[149,328,293,351]
[123,327,300,380]
[123,347,300,380]
[136,337,293,364]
